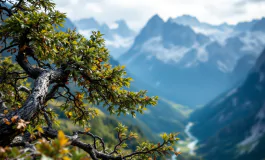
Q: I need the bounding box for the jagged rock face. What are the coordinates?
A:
[190,49,265,160]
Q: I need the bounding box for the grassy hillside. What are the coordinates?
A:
[48,100,155,152]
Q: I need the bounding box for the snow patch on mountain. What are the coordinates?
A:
[192,27,235,45]
[141,37,190,63]
[105,34,134,48]
[141,36,209,64]
[217,60,232,73]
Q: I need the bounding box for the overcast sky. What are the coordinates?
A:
[53,0,265,30]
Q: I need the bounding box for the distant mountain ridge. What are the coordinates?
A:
[118,14,265,107]
[235,20,259,31]
[173,14,262,33]
[74,18,100,30]
[173,15,233,30]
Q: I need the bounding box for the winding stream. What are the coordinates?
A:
[171,122,199,160]
[185,122,199,155]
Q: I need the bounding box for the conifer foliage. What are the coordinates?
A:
[0,0,179,159]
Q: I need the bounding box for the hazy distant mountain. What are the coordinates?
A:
[119,15,223,106]
[112,20,135,37]
[118,14,265,107]
[173,15,200,26]
[74,18,100,30]
[190,48,265,160]
[234,19,258,32]
[173,15,233,31]
[74,18,136,59]
[251,18,265,32]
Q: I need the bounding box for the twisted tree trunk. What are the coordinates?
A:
[0,68,64,146]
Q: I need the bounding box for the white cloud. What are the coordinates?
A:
[85,3,103,13]
[53,0,265,31]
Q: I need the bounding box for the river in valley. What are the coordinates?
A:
[171,122,199,160]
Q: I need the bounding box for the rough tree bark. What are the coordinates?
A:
[0,52,66,146]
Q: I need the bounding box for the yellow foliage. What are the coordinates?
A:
[84,128,91,133]
[66,112,73,118]
[3,110,8,114]
[58,130,69,147]
[62,156,71,160]
[37,125,44,134]
[91,65,97,71]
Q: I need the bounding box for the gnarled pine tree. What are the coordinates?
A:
[0,0,180,159]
